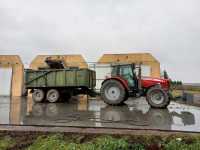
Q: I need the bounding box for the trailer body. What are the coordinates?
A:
[25,68,96,102]
[25,68,95,89]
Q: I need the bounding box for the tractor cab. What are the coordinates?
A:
[110,63,140,91]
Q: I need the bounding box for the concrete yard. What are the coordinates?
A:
[0,96,200,133]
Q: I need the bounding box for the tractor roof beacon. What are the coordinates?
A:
[100,63,170,108]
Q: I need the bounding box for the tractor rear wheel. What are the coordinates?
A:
[46,89,60,103]
[146,87,170,108]
[32,89,45,103]
[100,80,126,105]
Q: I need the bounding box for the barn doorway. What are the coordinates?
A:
[0,68,12,96]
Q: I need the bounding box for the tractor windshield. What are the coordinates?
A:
[111,64,135,87]
[119,65,135,87]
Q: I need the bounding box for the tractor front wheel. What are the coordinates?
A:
[100,80,126,105]
[146,87,170,108]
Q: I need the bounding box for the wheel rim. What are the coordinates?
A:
[48,90,59,102]
[33,90,44,102]
[150,91,164,105]
[35,91,41,98]
[105,86,120,101]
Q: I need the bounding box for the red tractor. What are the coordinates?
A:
[100,64,170,108]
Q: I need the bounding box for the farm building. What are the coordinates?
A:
[0,53,161,97]
[30,55,88,69]
[98,53,160,78]
[0,55,88,97]
[0,55,24,97]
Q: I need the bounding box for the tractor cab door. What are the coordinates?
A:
[118,65,136,88]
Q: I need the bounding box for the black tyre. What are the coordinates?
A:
[146,87,170,108]
[32,89,45,103]
[46,89,60,103]
[100,80,126,105]
[124,93,129,101]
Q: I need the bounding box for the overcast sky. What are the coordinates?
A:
[0,0,199,83]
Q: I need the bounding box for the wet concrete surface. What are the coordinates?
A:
[0,96,200,132]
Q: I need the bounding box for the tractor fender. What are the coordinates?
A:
[143,83,163,95]
[101,77,129,91]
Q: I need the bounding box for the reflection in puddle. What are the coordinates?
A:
[0,96,199,132]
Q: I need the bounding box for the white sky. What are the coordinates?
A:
[0,0,200,83]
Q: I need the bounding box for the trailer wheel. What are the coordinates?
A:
[32,89,45,103]
[46,89,60,103]
[100,80,126,105]
[146,87,170,108]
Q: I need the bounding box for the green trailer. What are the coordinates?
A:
[25,68,96,103]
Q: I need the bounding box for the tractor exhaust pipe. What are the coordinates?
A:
[138,63,142,93]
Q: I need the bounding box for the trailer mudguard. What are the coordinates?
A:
[102,77,129,91]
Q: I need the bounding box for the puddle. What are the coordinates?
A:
[0,96,199,132]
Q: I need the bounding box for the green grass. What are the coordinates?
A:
[171,89,200,100]
[171,90,182,98]
[0,136,15,150]
[27,134,140,150]
[164,138,200,150]
[171,84,200,95]
[27,134,200,150]
[26,134,200,150]
[27,134,67,150]
[2,133,200,150]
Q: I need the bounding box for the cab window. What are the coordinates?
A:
[119,65,135,87]
[111,66,118,76]
[120,66,133,77]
